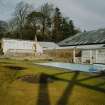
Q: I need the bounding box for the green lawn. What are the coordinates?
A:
[0,58,105,105]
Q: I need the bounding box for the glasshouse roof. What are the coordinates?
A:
[58,28,105,46]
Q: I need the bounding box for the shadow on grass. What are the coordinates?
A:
[35,71,105,105]
[48,71,105,105]
[95,82,105,87]
[52,71,73,76]
[57,71,79,105]
[17,70,104,105]
[78,74,105,82]
[76,82,105,93]
[37,74,51,105]
[54,73,105,93]
[4,65,26,71]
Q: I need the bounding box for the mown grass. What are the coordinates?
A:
[0,58,105,105]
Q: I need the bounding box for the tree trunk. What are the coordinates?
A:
[42,19,46,41]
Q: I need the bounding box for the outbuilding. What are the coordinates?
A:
[0,38,59,56]
[58,28,105,64]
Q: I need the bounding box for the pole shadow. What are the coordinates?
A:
[56,71,79,105]
[36,73,51,105]
[52,71,73,76]
[95,82,105,87]
[76,82,105,93]
[36,71,105,105]
[78,74,105,82]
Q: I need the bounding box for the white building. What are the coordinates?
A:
[58,28,105,64]
[75,45,105,64]
[0,38,59,56]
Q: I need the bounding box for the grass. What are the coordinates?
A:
[0,58,105,105]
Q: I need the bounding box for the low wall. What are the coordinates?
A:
[44,49,80,62]
[4,49,35,57]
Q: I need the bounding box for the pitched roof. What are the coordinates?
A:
[58,28,105,46]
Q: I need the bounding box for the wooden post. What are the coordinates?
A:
[90,50,92,64]
[73,48,76,63]
[81,50,83,64]
[95,50,98,63]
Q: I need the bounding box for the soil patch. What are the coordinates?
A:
[17,73,54,84]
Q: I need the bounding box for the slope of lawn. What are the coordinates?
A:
[0,58,105,105]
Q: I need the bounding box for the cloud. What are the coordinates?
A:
[47,0,105,30]
[0,0,105,31]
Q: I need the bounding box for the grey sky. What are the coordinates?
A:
[0,0,105,31]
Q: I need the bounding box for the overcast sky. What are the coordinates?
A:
[0,0,105,31]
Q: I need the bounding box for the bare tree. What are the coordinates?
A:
[39,3,53,40]
[13,1,32,39]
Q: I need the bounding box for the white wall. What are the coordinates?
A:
[2,39,42,54]
[82,50,91,63]
[97,49,105,63]
[82,49,105,64]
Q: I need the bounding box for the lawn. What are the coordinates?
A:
[0,58,105,105]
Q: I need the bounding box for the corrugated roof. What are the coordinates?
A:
[58,28,105,46]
